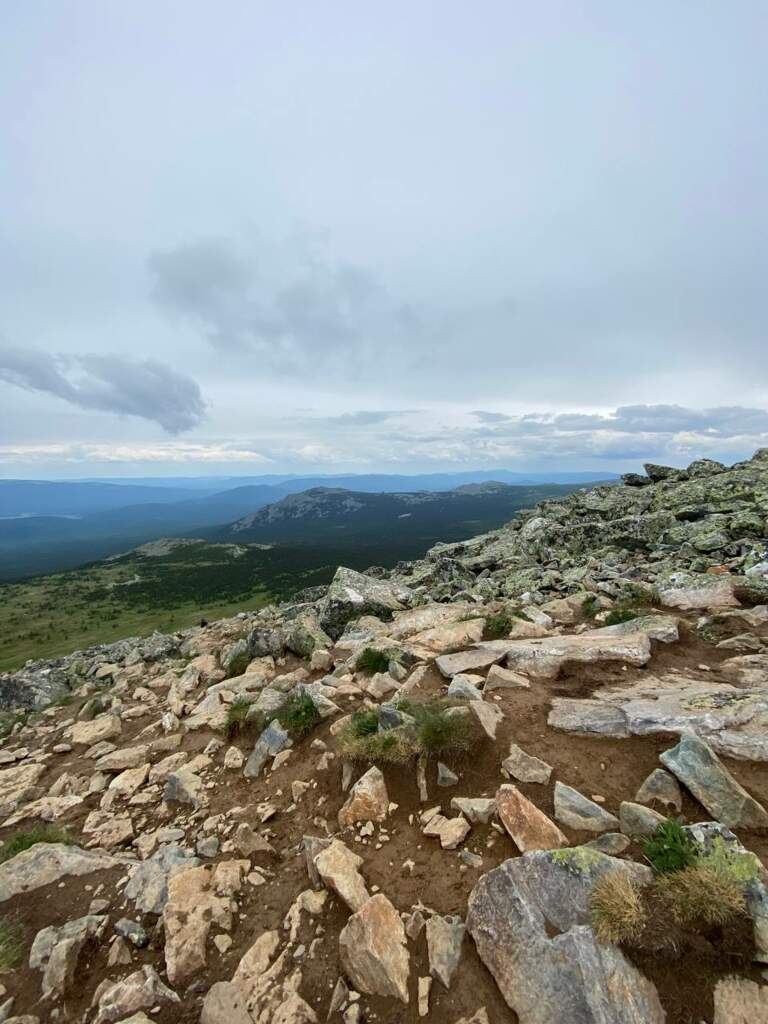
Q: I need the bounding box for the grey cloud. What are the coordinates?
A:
[149,238,416,375]
[0,346,205,433]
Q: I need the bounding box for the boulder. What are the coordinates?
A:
[634,768,682,811]
[94,965,180,1023]
[0,762,46,817]
[466,850,662,1024]
[244,720,291,779]
[713,976,768,1024]
[65,714,121,746]
[619,801,667,837]
[339,894,410,1003]
[320,567,413,639]
[124,844,200,915]
[426,913,465,988]
[502,744,552,784]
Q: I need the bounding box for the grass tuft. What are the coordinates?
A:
[410,701,474,757]
[590,872,647,946]
[356,648,392,675]
[642,817,698,874]
[0,826,75,865]
[275,693,320,738]
[604,602,641,626]
[224,697,261,740]
[338,727,417,765]
[484,611,514,639]
[655,866,747,928]
[0,918,22,969]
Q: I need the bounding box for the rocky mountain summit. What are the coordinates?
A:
[0,451,768,1022]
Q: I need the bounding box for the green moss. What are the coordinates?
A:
[551,846,605,874]
[696,836,762,884]
[0,918,22,969]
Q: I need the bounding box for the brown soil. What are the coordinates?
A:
[2,610,768,1022]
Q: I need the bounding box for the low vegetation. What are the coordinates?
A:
[590,872,647,946]
[604,602,641,626]
[356,648,392,675]
[275,693,321,738]
[484,610,514,639]
[655,866,747,928]
[224,697,262,741]
[642,817,698,874]
[0,825,74,864]
[0,918,22,970]
[338,698,476,765]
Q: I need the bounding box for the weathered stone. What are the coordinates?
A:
[619,801,667,837]
[435,648,506,678]
[634,768,682,811]
[0,762,46,817]
[586,614,679,643]
[553,782,619,834]
[163,768,207,808]
[320,567,413,639]
[660,732,768,829]
[65,714,121,746]
[425,914,465,988]
[423,813,472,849]
[339,894,410,1003]
[94,965,180,1023]
[466,850,662,1024]
[583,832,631,855]
[338,766,389,827]
[81,810,134,849]
[468,700,503,739]
[200,981,252,1024]
[496,785,567,852]
[410,618,485,652]
[244,720,290,779]
[313,840,370,912]
[484,664,531,691]
[713,976,768,1023]
[503,634,651,680]
[450,797,496,824]
[502,743,552,784]
[447,675,483,701]
[30,913,108,999]
[163,865,232,985]
[0,843,119,903]
[124,845,200,915]
[437,762,459,786]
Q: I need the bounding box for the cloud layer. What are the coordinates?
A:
[0,347,206,433]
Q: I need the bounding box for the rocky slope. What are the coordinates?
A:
[0,451,767,1023]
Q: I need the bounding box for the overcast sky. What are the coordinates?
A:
[1,2,767,478]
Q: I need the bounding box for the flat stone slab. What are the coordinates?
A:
[548,675,768,761]
[553,782,619,833]
[503,634,652,680]
[496,785,567,852]
[0,843,121,903]
[436,647,507,678]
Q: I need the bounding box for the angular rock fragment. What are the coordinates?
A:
[496,785,567,852]
[553,782,619,834]
[339,894,410,1003]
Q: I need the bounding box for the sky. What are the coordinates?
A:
[1,1,767,479]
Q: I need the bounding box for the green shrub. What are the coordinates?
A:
[409,701,474,758]
[604,603,640,626]
[356,648,391,675]
[0,826,74,865]
[0,918,22,969]
[485,611,514,640]
[590,872,647,945]
[347,709,380,738]
[655,866,747,928]
[224,697,259,740]
[642,817,698,874]
[581,593,600,617]
[0,710,30,742]
[275,693,320,737]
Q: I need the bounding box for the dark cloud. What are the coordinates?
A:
[0,346,205,433]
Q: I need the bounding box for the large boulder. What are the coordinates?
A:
[466,850,662,1024]
[0,843,120,903]
[503,634,651,680]
[319,567,413,639]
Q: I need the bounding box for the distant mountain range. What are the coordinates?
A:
[0,471,618,581]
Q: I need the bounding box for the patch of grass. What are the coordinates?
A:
[0,918,22,969]
[642,817,698,874]
[484,611,514,639]
[581,593,600,617]
[356,648,392,675]
[275,693,320,738]
[590,872,647,946]
[347,709,380,738]
[0,826,75,865]
[412,702,474,757]
[604,603,641,626]
[0,710,30,742]
[655,866,747,928]
[338,726,417,765]
[224,697,261,741]
[46,693,74,709]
